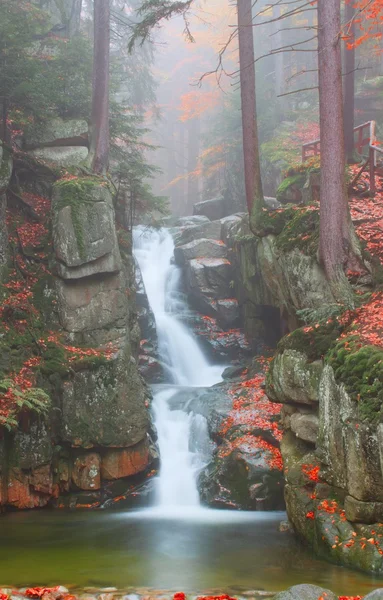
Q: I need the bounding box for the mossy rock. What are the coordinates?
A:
[276,174,306,204]
[326,336,383,423]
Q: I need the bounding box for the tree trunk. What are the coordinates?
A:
[343,0,355,163]
[89,0,110,175]
[318,0,362,303]
[186,116,200,215]
[237,0,264,232]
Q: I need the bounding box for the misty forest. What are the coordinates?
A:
[2,0,383,599]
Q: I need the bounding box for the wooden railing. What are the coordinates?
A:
[302,120,382,195]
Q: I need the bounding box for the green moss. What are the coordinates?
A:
[326,337,383,423]
[275,207,320,256]
[277,320,344,361]
[53,176,108,260]
[255,205,298,237]
[276,174,306,202]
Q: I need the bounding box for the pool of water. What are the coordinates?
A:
[0,507,382,596]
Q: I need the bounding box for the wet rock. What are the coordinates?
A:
[7,467,52,509]
[365,591,383,600]
[72,453,101,490]
[28,146,88,168]
[199,439,285,510]
[101,438,151,480]
[193,196,226,221]
[139,354,163,384]
[222,365,246,380]
[134,259,157,342]
[24,118,88,149]
[174,239,227,265]
[273,584,337,600]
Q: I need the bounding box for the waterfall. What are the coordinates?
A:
[133,227,223,509]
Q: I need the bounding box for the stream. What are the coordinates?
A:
[0,227,382,596]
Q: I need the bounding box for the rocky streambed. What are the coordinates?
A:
[1,584,383,600]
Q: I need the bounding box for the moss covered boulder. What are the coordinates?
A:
[61,348,149,448]
[53,178,121,278]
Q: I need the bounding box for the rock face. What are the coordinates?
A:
[267,350,383,574]
[0,126,155,512]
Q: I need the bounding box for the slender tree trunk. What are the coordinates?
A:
[167,115,177,213]
[318,0,362,302]
[186,116,200,215]
[272,3,284,101]
[237,0,264,233]
[178,121,186,215]
[343,0,356,163]
[89,0,110,175]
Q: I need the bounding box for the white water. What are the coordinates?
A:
[133,227,223,509]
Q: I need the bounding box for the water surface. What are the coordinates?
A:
[0,508,381,596]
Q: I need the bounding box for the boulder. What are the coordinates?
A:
[273,585,337,600]
[290,411,319,444]
[174,238,227,265]
[101,437,151,480]
[24,118,88,149]
[365,591,383,600]
[61,349,149,448]
[53,182,121,276]
[199,438,285,510]
[173,220,222,247]
[186,257,233,299]
[267,350,323,405]
[72,453,101,490]
[56,272,127,332]
[193,196,226,220]
[28,146,88,168]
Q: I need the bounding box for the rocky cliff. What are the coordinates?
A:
[0,120,155,511]
[221,203,383,573]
